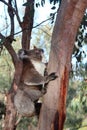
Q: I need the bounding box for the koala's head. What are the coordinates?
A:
[18,46,44,61]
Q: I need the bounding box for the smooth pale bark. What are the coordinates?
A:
[38,0,87,130]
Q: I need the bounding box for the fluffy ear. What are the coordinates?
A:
[34,46,37,49]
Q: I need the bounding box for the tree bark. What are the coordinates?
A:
[3,0,35,129]
[3,53,23,130]
[38,0,87,130]
[21,0,34,49]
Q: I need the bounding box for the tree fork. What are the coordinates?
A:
[3,0,35,129]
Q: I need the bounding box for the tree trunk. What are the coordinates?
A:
[3,0,34,129]
[3,59,23,130]
[38,0,87,130]
[21,0,34,49]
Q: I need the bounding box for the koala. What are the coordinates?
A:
[14,46,57,119]
[18,46,56,86]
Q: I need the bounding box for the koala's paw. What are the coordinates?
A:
[49,72,58,79]
[47,72,58,82]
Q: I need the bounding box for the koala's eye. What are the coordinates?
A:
[35,49,44,55]
[34,50,39,54]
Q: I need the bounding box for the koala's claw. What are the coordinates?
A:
[47,72,58,82]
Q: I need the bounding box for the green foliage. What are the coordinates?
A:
[65,80,87,130]
[73,13,87,64]
[16,116,38,130]
[0,48,13,91]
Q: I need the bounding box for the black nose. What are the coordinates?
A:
[41,49,44,53]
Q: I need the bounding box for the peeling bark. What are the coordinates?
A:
[3,93,16,130]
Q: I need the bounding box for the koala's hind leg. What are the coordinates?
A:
[24,87,43,102]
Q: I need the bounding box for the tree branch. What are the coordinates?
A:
[13,15,55,36]
[21,0,34,49]
[14,0,22,26]
[0,0,22,27]
[0,33,18,68]
[39,28,51,36]
[4,38,18,67]
[8,0,14,36]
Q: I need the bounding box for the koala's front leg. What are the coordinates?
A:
[45,72,58,83]
[24,72,57,86]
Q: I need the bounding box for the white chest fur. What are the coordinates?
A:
[31,60,46,76]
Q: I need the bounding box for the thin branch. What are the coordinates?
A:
[8,0,14,36]
[0,24,10,33]
[14,0,21,26]
[14,0,18,14]
[0,1,57,36]
[4,41,18,68]
[14,16,55,36]
[0,0,22,27]
[33,17,52,28]
[39,28,51,36]
[33,12,57,28]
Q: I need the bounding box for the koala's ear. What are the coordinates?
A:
[34,46,37,49]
